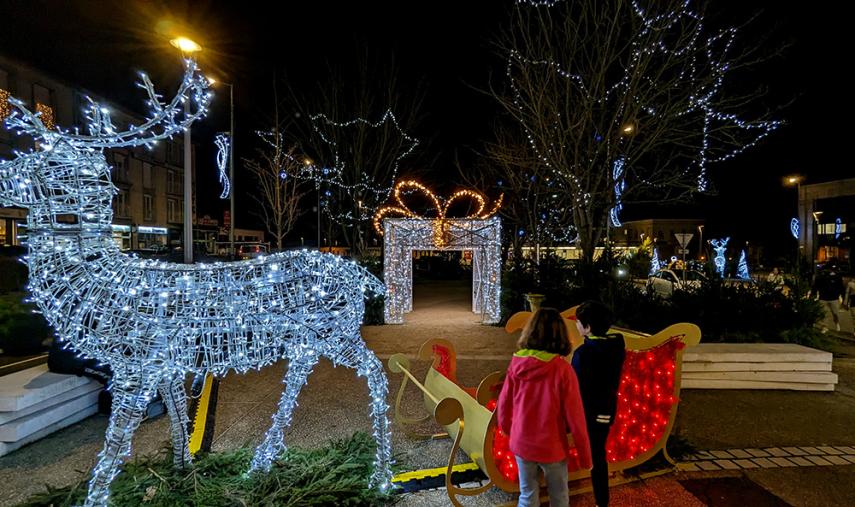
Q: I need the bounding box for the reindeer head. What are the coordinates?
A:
[0,60,211,222]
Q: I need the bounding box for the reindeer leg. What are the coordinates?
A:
[335,340,393,491]
[249,352,319,473]
[158,373,191,469]
[84,370,159,507]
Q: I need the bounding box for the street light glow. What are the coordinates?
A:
[170,36,202,53]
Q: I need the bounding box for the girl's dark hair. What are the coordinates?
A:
[517,307,571,356]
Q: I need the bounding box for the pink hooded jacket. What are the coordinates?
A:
[497,350,592,467]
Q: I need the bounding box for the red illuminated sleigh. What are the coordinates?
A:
[388,314,700,506]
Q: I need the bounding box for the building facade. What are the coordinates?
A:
[797,178,854,265]
[1,54,195,251]
[615,218,706,259]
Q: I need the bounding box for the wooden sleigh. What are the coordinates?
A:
[388,310,700,506]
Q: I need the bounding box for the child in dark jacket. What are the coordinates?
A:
[498,308,592,507]
[571,300,625,507]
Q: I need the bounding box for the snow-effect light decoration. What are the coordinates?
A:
[506,0,782,209]
[0,61,392,506]
[711,237,729,277]
[650,246,662,275]
[790,218,800,240]
[609,157,626,227]
[737,249,750,280]
[835,217,842,240]
[214,132,231,199]
[382,217,501,324]
[373,180,503,248]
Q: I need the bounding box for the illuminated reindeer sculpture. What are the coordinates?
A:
[0,62,391,506]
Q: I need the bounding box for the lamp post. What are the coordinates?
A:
[208,78,235,258]
[170,36,202,264]
[784,174,804,260]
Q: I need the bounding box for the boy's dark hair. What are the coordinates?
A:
[517,307,571,356]
[576,300,614,337]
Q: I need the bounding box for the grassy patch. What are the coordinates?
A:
[21,433,395,507]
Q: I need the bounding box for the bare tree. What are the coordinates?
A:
[491,0,781,263]
[277,50,431,258]
[244,130,309,250]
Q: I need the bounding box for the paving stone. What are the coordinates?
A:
[788,456,814,466]
[764,447,790,457]
[782,447,808,456]
[733,459,759,469]
[727,449,752,459]
[842,456,855,465]
[677,462,700,472]
[805,456,833,466]
[769,457,798,467]
[696,461,721,471]
[799,447,824,455]
[751,457,779,468]
[817,446,843,455]
[694,451,715,460]
[710,450,734,459]
[824,455,850,465]
[713,459,741,470]
[745,448,771,458]
[835,446,855,454]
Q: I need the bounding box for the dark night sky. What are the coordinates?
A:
[0,1,848,251]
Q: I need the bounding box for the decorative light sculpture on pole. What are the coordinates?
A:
[214,132,231,198]
[0,61,392,506]
[737,249,750,280]
[711,237,730,278]
[790,218,800,240]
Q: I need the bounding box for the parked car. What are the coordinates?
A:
[237,243,268,260]
[647,268,707,297]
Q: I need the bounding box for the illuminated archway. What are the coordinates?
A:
[382,217,501,324]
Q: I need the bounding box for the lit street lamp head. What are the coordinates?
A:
[170,36,202,54]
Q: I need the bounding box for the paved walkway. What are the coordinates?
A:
[1,280,854,506]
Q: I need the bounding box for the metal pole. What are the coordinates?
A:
[317,185,321,249]
[228,83,235,259]
[184,126,193,264]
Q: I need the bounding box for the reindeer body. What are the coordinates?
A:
[1,63,392,507]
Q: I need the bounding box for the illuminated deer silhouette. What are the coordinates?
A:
[0,61,391,507]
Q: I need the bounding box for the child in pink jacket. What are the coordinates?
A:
[498,308,592,507]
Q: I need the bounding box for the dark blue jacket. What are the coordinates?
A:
[571,333,625,426]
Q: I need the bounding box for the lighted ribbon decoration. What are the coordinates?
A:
[215,133,231,199]
[835,217,842,240]
[373,180,504,247]
[790,218,799,240]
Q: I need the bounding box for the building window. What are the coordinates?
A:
[0,89,10,121]
[32,84,55,130]
[143,163,153,189]
[113,190,130,218]
[167,199,182,223]
[168,140,182,165]
[144,194,153,221]
[167,169,182,194]
[112,153,129,183]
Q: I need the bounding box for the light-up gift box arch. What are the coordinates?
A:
[374,180,503,324]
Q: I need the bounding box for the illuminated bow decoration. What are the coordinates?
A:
[373,180,504,247]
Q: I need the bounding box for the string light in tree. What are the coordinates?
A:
[609,157,626,227]
[0,60,393,506]
[281,110,420,225]
[506,0,782,235]
[710,237,730,277]
[214,133,231,199]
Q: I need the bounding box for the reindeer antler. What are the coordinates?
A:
[4,59,211,150]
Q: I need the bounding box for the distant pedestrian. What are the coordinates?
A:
[766,267,784,289]
[845,277,855,338]
[572,300,626,507]
[813,262,844,332]
[497,308,592,507]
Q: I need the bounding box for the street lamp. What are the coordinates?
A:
[784,174,804,259]
[812,210,824,263]
[171,36,202,264]
[207,77,236,258]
